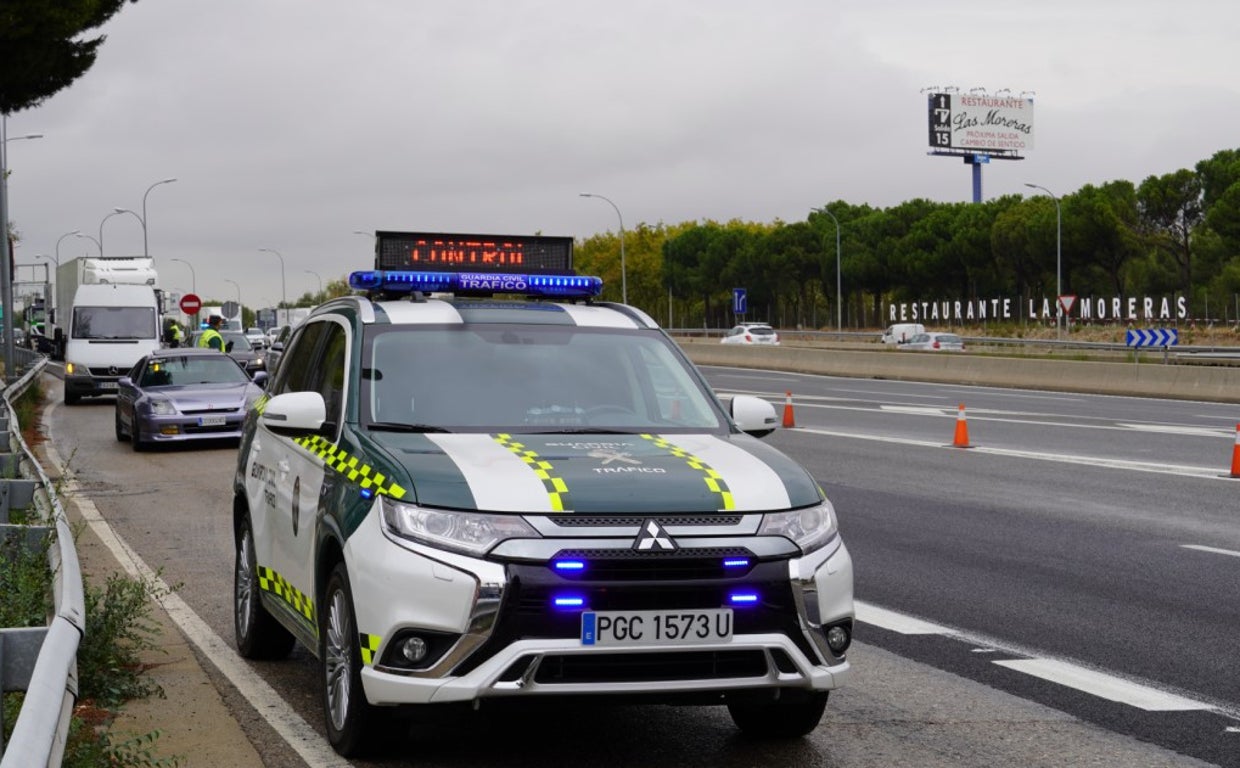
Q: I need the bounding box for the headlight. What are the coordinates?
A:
[381,496,539,557]
[147,398,177,415]
[65,360,87,376]
[758,500,839,554]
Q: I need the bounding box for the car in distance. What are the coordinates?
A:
[232,233,854,756]
[899,331,965,351]
[114,348,267,450]
[720,323,780,345]
[189,329,266,375]
[244,327,268,350]
[880,323,925,345]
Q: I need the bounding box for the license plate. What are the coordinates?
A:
[581,608,732,646]
[98,381,118,391]
[198,415,226,427]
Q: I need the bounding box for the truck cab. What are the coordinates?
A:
[62,283,163,404]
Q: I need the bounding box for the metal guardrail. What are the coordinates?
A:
[0,352,84,768]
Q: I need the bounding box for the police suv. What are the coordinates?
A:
[233,232,854,756]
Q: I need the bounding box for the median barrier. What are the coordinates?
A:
[677,340,1240,404]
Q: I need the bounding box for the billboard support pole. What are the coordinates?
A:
[971,160,983,203]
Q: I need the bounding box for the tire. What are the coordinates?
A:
[131,409,147,452]
[114,409,126,442]
[234,517,295,660]
[64,391,80,406]
[727,690,829,739]
[322,562,381,757]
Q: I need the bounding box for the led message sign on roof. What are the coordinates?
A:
[374,231,575,273]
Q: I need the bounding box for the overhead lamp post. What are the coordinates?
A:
[259,247,287,310]
[305,269,323,298]
[224,278,242,319]
[0,119,44,380]
[816,207,843,332]
[171,257,196,295]
[579,193,627,304]
[55,230,80,266]
[75,232,101,255]
[112,208,145,252]
[1024,183,1062,339]
[141,178,176,259]
[98,210,126,257]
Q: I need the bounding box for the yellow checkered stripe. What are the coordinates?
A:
[256,565,316,624]
[493,434,570,512]
[252,393,270,414]
[359,633,382,666]
[294,434,407,499]
[640,434,735,511]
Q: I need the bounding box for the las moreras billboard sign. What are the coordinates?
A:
[928,92,1034,153]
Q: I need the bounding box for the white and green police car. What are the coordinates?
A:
[233,232,853,756]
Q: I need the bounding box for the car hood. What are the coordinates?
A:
[360,432,822,513]
[151,382,255,410]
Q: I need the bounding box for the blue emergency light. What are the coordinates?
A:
[348,270,603,298]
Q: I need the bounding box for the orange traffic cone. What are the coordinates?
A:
[951,403,973,448]
[782,391,796,428]
[1230,424,1240,478]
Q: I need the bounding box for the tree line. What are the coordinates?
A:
[574,148,1240,330]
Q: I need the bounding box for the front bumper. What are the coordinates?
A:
[135,410,248,443]
[344,508,853,706]
[65,371,120,398]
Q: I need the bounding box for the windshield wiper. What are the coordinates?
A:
[368,421,452,433]
[526,427,642,434]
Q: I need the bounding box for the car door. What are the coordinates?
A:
[248,319,348,633]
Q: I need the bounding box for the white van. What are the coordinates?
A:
[62,283,162,404]
[881,323,925,345]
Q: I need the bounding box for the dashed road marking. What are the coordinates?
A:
[1181,544,1240,559]
[993,659,1209,711]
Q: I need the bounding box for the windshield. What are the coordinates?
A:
[362,325,725,433]
[139,355,250,387]
[72,306,156,339]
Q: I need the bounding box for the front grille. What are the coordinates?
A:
[533,650,768,684]
[550,549,755,580]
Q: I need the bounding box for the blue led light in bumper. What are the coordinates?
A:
[553,595,586,609]
[553,560,586,572]
[728,592,759,605]
[723,558,750,569]
[348,270,603,298]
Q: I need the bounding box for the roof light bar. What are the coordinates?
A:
[348,270,603,298]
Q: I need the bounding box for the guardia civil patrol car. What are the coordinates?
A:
[233,231,853,756]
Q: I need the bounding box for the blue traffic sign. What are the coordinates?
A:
[733,288,747,315]
[1125,328,1179,347]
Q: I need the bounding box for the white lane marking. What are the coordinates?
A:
[43,401,350,768]
[1181,544,1240,559]
[793,427,1229,481]
[879,405,951,416]
[993,659,1208,711]
[855,600,1221,715]
[1120,423,1234,438]
[853,601,950,634]
[714,373,801,383]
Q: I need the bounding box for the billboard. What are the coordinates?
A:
[928,92,1034,153]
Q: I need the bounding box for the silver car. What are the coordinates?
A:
[720,323,780,345]
[114,349,267,450]
[900,332,965,351]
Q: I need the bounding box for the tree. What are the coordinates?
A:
[1137,169,1204,299]
[0,0,138,114]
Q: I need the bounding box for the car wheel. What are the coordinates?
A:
[130,408,146,451]
[322,562,381,757]
[727,690,829,738]
[234,516,295,660]
[114,408,126,442]
[64,391,80,406]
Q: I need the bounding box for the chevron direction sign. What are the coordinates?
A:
[1126,328,1179,347]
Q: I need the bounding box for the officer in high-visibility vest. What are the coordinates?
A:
[198,315,225,351]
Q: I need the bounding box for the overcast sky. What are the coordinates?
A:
[7,0,1240,311]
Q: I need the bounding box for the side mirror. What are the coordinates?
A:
[251,371,269,389]
[729,394,779,438]
[225,340,235,353]
[260,391,326,434]
[117,376,134,388]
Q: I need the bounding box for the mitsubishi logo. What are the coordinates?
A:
[634,519,676,551]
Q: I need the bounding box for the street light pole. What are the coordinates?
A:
[141,178,176,259]
[305,269,323,298]
[1024,183,1062,339]
[55,230,79,265]
[0,118,43,380]
[171,258,196,295]
[579,193,627,304]
[75,233,101,255]
[224,278,241,321]
[817,208,843,332]
[98,210,125,257]
[259,247,287,313]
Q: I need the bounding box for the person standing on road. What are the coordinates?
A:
[198,315,225,351]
